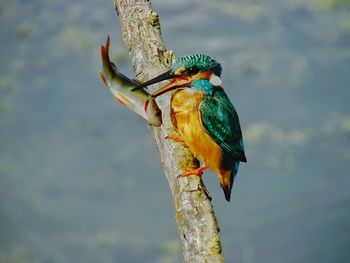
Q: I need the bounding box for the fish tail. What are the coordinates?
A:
[101,35,140,87]
[101,35,111,66]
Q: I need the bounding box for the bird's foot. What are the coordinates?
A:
[166,132,184,143]
[180,165,209,177]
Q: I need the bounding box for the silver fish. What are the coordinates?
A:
[99,36,162,126]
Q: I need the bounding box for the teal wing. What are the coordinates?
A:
[199,89,247,162]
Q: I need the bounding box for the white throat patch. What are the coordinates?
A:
[209,75,222,87]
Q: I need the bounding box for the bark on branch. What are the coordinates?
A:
[113,1,224,261]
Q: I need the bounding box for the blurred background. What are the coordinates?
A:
[1,0,350,262]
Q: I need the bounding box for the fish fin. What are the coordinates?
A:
[113,92,131,108]
[114,96,127,107]
[99,71,108,87]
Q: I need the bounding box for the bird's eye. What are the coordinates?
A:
[186,66,199,75]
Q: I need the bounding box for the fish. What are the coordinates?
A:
[99,36,162,126]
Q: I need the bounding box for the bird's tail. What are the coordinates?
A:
[220,162,240,202]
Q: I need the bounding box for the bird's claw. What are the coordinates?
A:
[166,132,184,143]
[179,165,209,177]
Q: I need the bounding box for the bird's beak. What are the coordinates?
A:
[151,75,191,98]
[131,70,192,98]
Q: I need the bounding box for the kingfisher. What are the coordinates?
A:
[133,54,247,202]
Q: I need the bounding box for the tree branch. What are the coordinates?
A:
[113,1,224,261]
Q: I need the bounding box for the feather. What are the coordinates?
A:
[199,89,247,162]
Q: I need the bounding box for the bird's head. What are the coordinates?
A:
[132,54,223,97]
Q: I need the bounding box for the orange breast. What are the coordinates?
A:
[170,89,224,174]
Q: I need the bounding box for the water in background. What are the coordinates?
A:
[0,0,350,262]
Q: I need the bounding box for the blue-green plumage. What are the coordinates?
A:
[196,82,247,200]
[172,54,222,76]
[199,87,246,163]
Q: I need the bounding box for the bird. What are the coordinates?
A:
[132,54,246,202]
